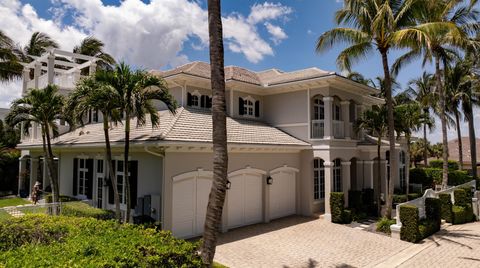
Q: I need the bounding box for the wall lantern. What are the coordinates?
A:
[266,176,273,185]
[226,180,231,190]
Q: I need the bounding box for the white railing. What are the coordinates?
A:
[54,73,84,89]
[38,73,48,89]
[333,120,344,138]
[311,119,324,139]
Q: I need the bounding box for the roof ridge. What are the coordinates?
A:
[161,107,185,139]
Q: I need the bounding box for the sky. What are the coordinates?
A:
[0,0,478,143]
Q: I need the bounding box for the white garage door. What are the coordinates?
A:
[172,170,212,238]
[269,166,298,220]
[227,168,265,228]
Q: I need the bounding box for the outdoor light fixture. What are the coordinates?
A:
[266,176,273,185]
[226,180,231,190]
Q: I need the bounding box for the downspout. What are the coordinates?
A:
[143,146,165,228]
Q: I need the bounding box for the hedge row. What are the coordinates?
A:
[399,198,441,243]
[347,189,376,218]
[451,188,476,224]
[410,168,473,189]
[330,192,352,224]
[429,160,459,171]
[439,193,452,223]
[61,202,115,220]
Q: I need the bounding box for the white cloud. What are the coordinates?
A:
[247,2,292,24]
[0,80,22,108]
[265,22,287,45]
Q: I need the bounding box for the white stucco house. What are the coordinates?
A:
[17,50,409,238]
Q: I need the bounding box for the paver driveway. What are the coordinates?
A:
[214,216,410,268]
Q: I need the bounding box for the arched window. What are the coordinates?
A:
[313,158,325,200]
[188,91,213,109]
[399,151,406,190]
[313,96,324,120]
[239,96,260,118]
[333,159,342,192]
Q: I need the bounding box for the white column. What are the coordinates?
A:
[324,161,334,221]
[323,96,333,139]
[18,157,27,195]
[89,62,97,75]
[356,104,365,140]
[34,63,41,88]
[22,68,30,94]
[342,161,351,207]
[364,160,374,189]
[47,53,55,84]
[341,101,350,139]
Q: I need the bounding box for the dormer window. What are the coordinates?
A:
[191,94,199,107]
[239,96,260,118]
[187,90,212,109]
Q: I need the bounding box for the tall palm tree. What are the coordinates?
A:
[201,0,229,265]
[406,72,435,166]
[392,0,480,189]
[316,0,418,218]
[67,74,123,221]
[73,37,115,71]
[23,32,59,60]
[0,30,22,81]
[6,85,65,204]
[355,105,387,216]
[97,63,176,222]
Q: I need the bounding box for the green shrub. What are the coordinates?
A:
[400,205,420,243]
[418,219,438,239]
[410,168,431,188]
[425,198,441,231]
[45,194,78,203]
[348,190,363,211]
[393,194,407,204]
[342,209,352,224]
[460,186,474,200]
[448,171,473,186]
[452,205,466,224]
[454,189,468,207]
[330,192,345,224]
[362,188,376,216]
[439,193,453,223]
[424,168,442,186]
[0,215,203,267]
[465,204,474,223]
[407,193,422,201]
[376,216,396,234]
[61,202,115,220]
[429,160,459,171]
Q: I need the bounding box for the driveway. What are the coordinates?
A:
[214,216,410,268]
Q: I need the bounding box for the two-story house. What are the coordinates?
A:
[17,51,408,238]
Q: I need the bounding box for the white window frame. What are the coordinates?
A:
[333,159,342,192]
[95,158,105,208]
[314,158,325,200]
[313,96,325,120]
[189,90,201,108]
[243,95,256,117]
[77,158,89,196]
[114,160,130,206]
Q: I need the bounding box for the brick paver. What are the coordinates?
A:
[214,216,410,268]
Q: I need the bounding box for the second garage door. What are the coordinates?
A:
[227,168,265,228]
[269,166,298,220]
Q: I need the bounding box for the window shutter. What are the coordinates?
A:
[73,158,78,196]
[255,101,260,117]
[187,92,192,106]
[201,95,206,108]
[108,161,115,204]
[207,96,212,108]
[86,159,94,199]
[239,97,244,115]
[129,161,138,209]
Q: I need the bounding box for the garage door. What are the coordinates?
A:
[172,170,212,238]
[227,168,266,228]
[269,166,299,220]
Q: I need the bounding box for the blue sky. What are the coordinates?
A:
[0,0,477,142]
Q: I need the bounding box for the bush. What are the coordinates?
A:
[407,193,422,201]
[393,194,407,204]
[452,205,466,225]
[61,202,115,220]
[424,168,442,186]
[454,189,468,207]
[460,186,474,200]
[448,171,473,186]
[439,193,453,223]
[465,204,475,223]
[429,160,459,171]
[362,188,376,216]
[0,215,203,267]
[45,194,78,203]
[425,198,441,231]
[342,209,352,224]
[400,205,420,243]
[348,190,363,211]
[410,168,431,188]
[376,216,396,235]
[330,192,345,224]
[418,219,438,239]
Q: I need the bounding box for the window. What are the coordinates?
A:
[313,97,324,120]
[78,158,89,196]
[314,158,325,200]
[191,94,199,107]
[96,159,104,208]
[187,91,212,109]
[244,98,254,116]
[333,159,342,192]
[114,160,131,205]
[333,104,341,121]
[239,96,259,117]
[399,151,406,190]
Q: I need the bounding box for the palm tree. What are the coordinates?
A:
[201,0,229,265]
[22,32,59,60]
[67,74,123,221]
[406,72,435,166]
[392,0,480,189]
[6,85,65,204]
[0,30,22,81]
[316,0,418,218]
[355,105,387,216]
[97,63,176,222]
[73,37,115,71]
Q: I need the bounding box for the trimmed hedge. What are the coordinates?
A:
[454,189,468,207]
[330,192,352,224]
[418,219,438,239]
[425,198,441,231]
[409,168,431,188]
[362,188,376,216]
[448,170,473,186]
[429,160,459,170]
[393,194,407,204]
[408,193,422,201]
[439,193,453,223]
[452,205,466,225]
[61,202,115,220]
[400,205,420,243]
[465,204,474,223]
[45,194,78,203]
[348,190,363,211]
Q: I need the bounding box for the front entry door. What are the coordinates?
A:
[95,159,105,208]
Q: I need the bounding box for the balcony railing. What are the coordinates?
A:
[311,119,324,139]
[333,120,344,138]
[25,73,83,91]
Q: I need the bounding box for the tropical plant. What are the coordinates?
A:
[392,0,480,189]
[431,143,443,159]
[6,85,66,204]
[316,0,418,218]
[96,63,176,222]
[0,30,22,81]
[355,105,388,215]
[201,0,229,265]
[67,74,123,221]
[73,37,115,72]
[410,139,431,167]
[22,32,59,61]
[0,120,20,148]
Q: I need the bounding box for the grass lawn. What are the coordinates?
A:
[0,210,11,221]
[0,197,30,208]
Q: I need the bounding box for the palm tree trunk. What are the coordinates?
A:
[435,56,449,189]
[44,123,59,215]
[380,50,396,219]
[466,105,477,179]
[423,112,428,167]
[454,111,463,170]
[376,136,382,216]
[124,112,131,223]
[104,118,121,222]
[201,0,229,265]
[406,135,411,195]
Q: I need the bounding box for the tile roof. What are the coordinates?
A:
[20,108,309,148]
[448,137,480,163]
[151,61,334,86]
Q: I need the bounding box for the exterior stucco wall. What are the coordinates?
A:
[263,90,308,125]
